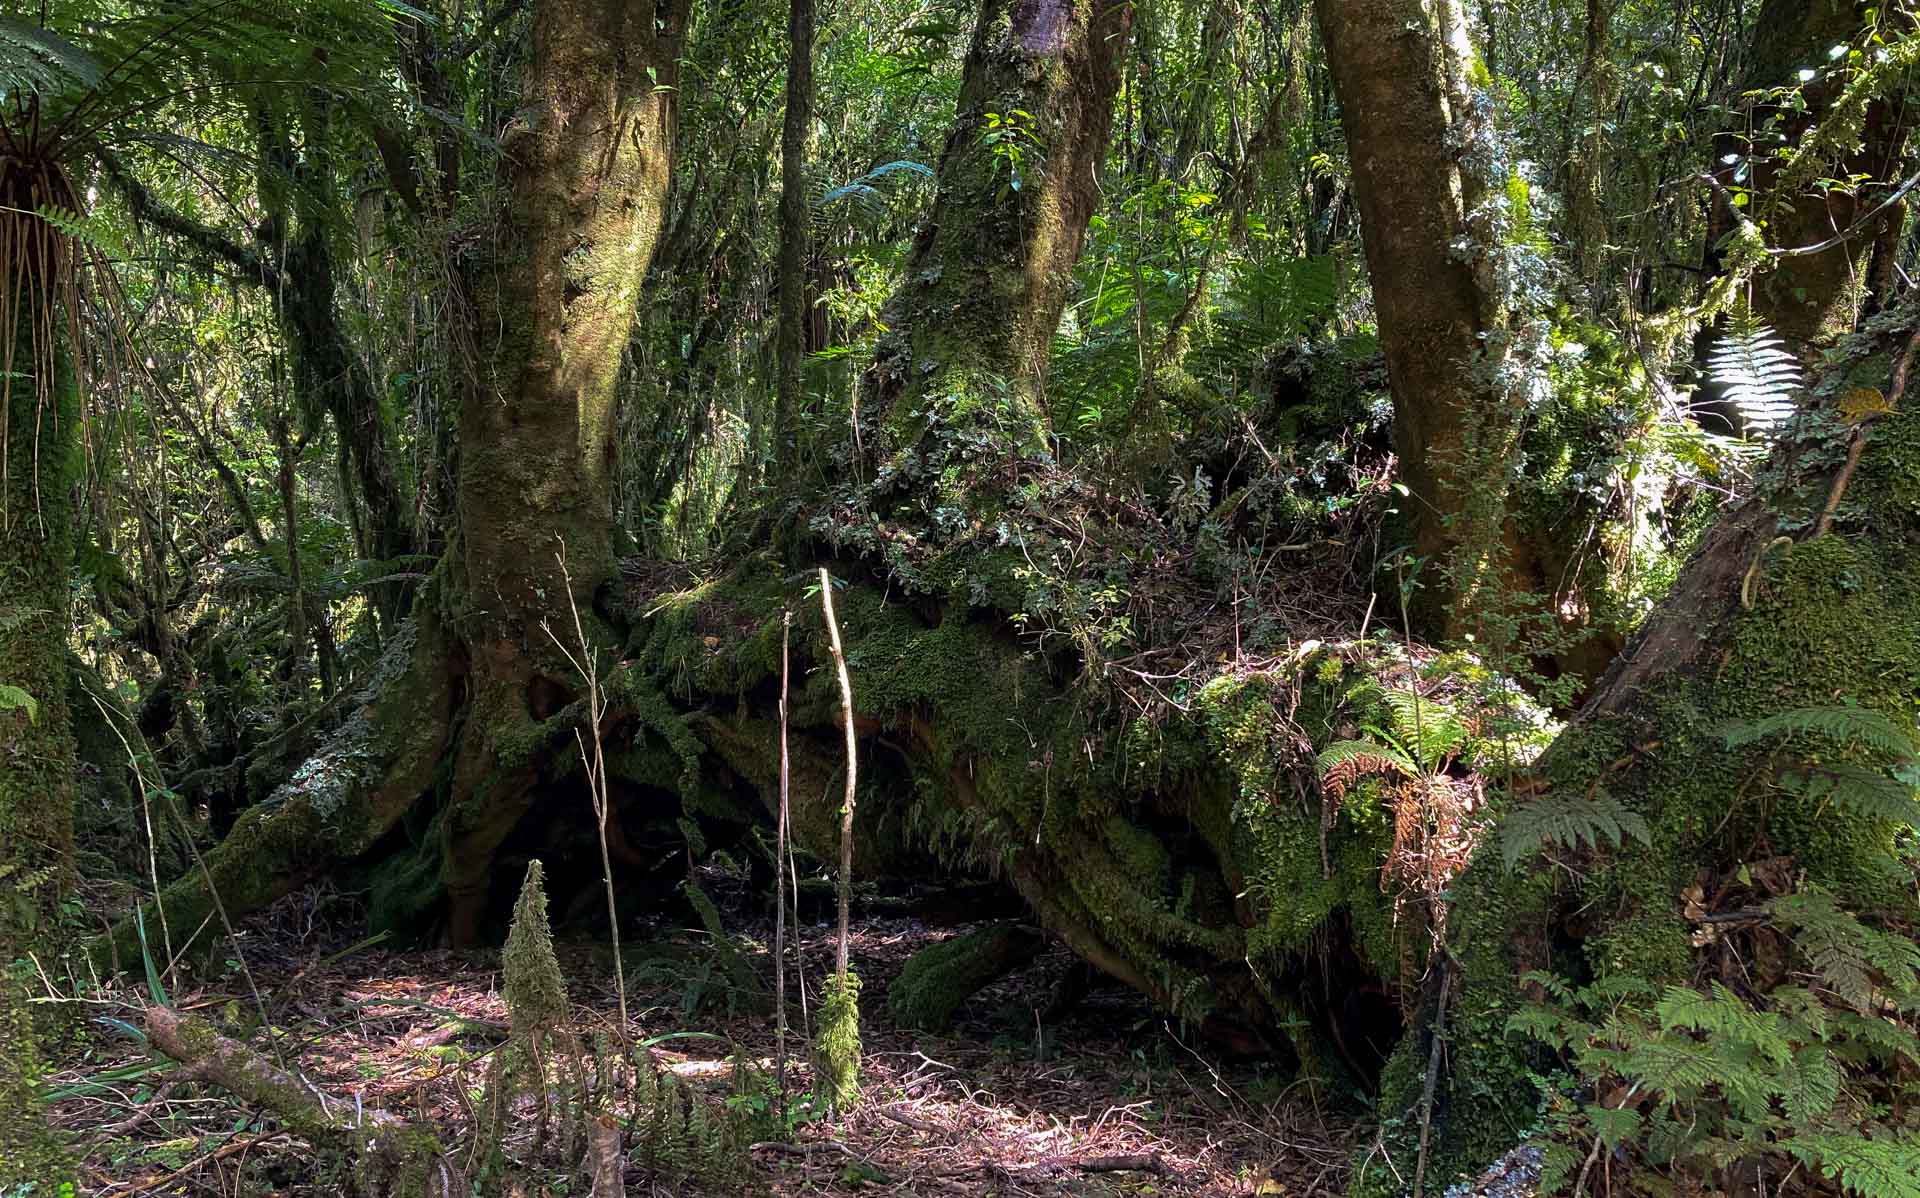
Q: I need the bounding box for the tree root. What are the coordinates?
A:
[144,1005,463,1196]
[88,617,455,974]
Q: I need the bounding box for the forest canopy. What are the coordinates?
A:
[3,0,1920,1195]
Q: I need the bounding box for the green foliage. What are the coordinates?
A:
[1498,788,1651,869]
[1509,888,1920,1198]
[813,970,862,1114]
[0,684,35,724]
[1721,705,1920,826]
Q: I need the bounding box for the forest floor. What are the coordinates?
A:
[40,873,1363,1197]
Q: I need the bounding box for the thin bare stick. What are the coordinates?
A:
[1411,963,1453,1198]
[1817,325,1920,536]
[775,608,793,1102]
[544,545,627,1032]
[819,568,857,979]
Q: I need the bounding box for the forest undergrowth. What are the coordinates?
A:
[39,872,1362,1197]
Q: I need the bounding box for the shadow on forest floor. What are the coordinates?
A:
[44,876,1360,1196]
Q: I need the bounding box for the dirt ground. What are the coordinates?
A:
[40,876,1362,1196]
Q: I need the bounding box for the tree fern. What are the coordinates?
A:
[1499,787,1651,868]
[1707,313,1802,437]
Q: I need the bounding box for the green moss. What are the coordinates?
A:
[887,923,1040,1031]
[814,969,862,1112]
[1365,391,1920,1193]
[502,860,569,1036]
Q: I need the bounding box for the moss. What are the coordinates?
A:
[503,860,569,1036]
[887,923,1041,1031]
[1364,384,1920,1193]
[814,969,862,1112]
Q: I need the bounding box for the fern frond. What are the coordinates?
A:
[1772,892,1920,1013]
[1500,788,1651,869]
[1722,706,1918,759]
[1708,314,1802,436]
[1385,688,1467,772]
[1785,1135,1920,1198]
[1779,764,1920,825]
[1315,737,1416,798]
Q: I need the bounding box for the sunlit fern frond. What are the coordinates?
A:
[1316,736,1417,799]
[1707,312,1802,437]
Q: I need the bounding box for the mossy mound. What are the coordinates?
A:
[1361,313,1920,1195]
[886,922,1044,1031]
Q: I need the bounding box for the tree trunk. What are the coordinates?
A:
[0,158,80,1195]
[1368,309,1920,1190]
[774,0,815,468]
[1735,0,1910,351]
[437,0,689,946]
[91,0,692,962]
[862,0,1131,463]
[1314,0,1516,613]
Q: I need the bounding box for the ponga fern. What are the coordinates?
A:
[1707,311,1803,437]
[1721,705,1920,826]
[1499,787,1650,869]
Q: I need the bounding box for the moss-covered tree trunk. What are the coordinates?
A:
[92,0,692,961]
[1316,0,1504,590]
[0,160,80,1195]
[1368,308,1920,1192]
[438,0,689,945]
[857,0,1130,509]
[1733,0,1911,351]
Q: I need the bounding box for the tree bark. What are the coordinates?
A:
[92,0,693,959]
[1315,0,1514,609]
[863,0,1132,459]
[774,0,815,467]
[440,0,689,946]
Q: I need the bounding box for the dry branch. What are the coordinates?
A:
[143,1005,463,1197]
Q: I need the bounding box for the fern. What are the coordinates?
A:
[1722,705,1918,758]
[1707,313,1802,436]
[1785,1136,1920,1198]
[1384,688,1467,773]
[1314,736,1415,797]
[0,682,36,723]
[1499,787,1651,868]
[1780,763,1920,824]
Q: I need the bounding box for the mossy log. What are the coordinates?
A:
[887,921,1044,1031]
[144,1005,461,1196]
[88,613,456,972]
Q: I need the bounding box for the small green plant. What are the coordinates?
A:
[813,970,862,1114]
[981,108,1039,193]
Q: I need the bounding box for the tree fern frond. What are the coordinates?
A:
[1707,314,1802,437]
[1779,764,1920,825]
[1785,1135,1920,1198]
[1384,688,1467,772]
[1500,788,1651,869]
[1722,706,1918,759]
